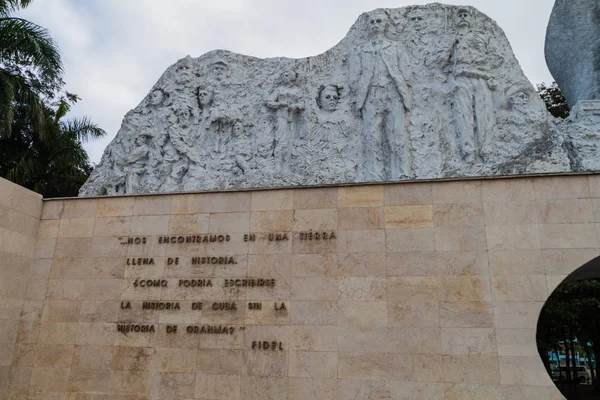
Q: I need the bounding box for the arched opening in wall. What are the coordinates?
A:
[537,256,600,399]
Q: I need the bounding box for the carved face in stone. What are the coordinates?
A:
[149,89,165,106]
[197,87,214,108]
[456,8,471,29]
[368,11,389,36]
[510,92,529,113]
[232,121,246,136]
[318,85,341,112]
[408,10,426,32]
[279,70,298,86]
[211,61,229,81]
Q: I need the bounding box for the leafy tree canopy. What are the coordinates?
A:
[537,82,570,119]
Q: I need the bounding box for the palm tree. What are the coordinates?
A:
[0,0,63,138]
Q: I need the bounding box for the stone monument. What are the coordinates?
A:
[79,3,600,197]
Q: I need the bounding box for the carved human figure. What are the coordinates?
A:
[210,60,230,82]
[148,88,167,107]
[450,7,503,163]
[230,120,253,174]
[265,69,305,172]
[317,85,341,112]
[121,133,153,193]
[350,10,412,180]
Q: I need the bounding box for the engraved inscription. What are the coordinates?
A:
[159,234,231,244]
[252,340,284,350]
[224,278,276,287]
[298,231,336,240]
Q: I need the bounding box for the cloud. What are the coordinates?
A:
[18,0,555,164]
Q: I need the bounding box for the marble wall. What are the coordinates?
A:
[0,178,43,400]
[2,175,600,399]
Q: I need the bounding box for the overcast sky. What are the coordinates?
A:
[19,0,556,164]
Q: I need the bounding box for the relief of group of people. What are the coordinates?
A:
[102,5,535,195]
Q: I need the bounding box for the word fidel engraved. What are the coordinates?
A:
[79,3,600,197]
[117,230,297,348]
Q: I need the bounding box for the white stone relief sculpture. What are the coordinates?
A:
[79,3,600,197]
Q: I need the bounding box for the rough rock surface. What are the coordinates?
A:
[546,0,600,108]
[79,3,600,197]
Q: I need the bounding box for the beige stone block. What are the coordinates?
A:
[196,349,243,375]
[16,321,40,344]
[210,192,251,213]
[388,298,439,328]
[54,238,92,258]
[339,277,386,301]
[149,347,196,372]
[245,276,291,301]
[338,229,384,253]
[435,226,487,251]
[21,300,44,322]
[111,346,152,371]
[242,349,288,377]
[483,201,538,226]
[486,225,540,250]
[339,185,384,208]
[288,377,336,400]
[593,198,600,222]
[247,254,291,278]
[249,232,292,255]
[62,199,97,218]
[543,247,600,274]
[75,323,115,346]
[499,356,553,386]
[79,301,120,323]
[437,251,490,276]
[491,275,548,302]
[391,353,442,382]
[41,200,63,220]
[93,216,132,236]
[9,344,33,369]
[202,373,241,400]
[440,276,492,303]
[167,213,209,234]
[209,212,249,233]
[339,301,387,327]
[384,182,432,206]
[442,355,500,384]
[290,277,336,301]
[387,276,438,302]
[444,384,502,400]
[482,178,535,202]
[338,326,388,353]
[385,205,433,229]
[239,376,287,400]
[132,196,171,216]
[33,238,56,259]
[42,301,81,322]
[25,280,49,301]
[37,220,60,239]
[7,367,31,391]
[250,210,293,232]
[90,236,128,258]
[28,393,68,400]
[96,197,134,217]
[292,209,337,231]
[242,325,289,349]
[34,344,73,368]
[150,372,195,399]
[0,298,24,321]
[540,223,598,248]
[244,301,290,326]
[590,175,600,197]
[538,198,595,224]
[339,352,389,380]
[130,215,170,235]
[38,322,78,345]
[441,328,497,355]
[338,252,385,276]
[251,189,293,211]
[30,367,70,392]
[501,385,564,400]
[289,351,337,378]
[291,254,336,277]
[29,258,52,280]
[340,207,384,230]
[50,257,123,280]
[67,367,111,392]
[494,302,544,329]
[338,379,390,400]
[388,327,441,354]
[0,343,15,366]
[546,275,566,293]
[108,370,152,396]
[434,203,485,227]
[386,252,437,276]
[170,193,211,214]
[0,206,39,237]
[391,381,444,400]
[489,250,545,276]
[433,181,482,204]
[290,301,337,325]
[387,228,435,252]
[294,187,337,209]
[496,329,538,357]
[533,175,590,199]
[290,325,337,352]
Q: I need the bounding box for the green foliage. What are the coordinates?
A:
[0,0,105,197]
[537,82,570,119]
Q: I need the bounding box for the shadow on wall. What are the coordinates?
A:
[537,256,600,399]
